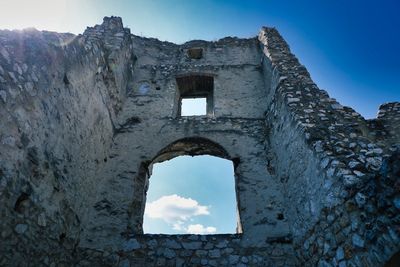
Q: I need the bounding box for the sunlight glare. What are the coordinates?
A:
[0,0,69,32]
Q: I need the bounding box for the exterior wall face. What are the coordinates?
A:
[0,17,399,267]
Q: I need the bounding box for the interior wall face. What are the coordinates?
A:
[80,32,291,252]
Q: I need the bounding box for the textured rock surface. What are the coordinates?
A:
[0,16,399,266]
[259,27,400,267]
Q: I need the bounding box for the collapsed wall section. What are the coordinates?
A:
[0,17,134,265]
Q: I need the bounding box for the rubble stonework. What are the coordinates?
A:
[0,16,398,266]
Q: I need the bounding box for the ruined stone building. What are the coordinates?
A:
[0,16,399,267]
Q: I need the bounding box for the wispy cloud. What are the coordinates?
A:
[145,194,217,234]
[186,224,216,234]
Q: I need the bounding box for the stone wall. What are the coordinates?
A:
[0,16,399,267]
[0,17,134,265]
[77,234,295,267]
[79,23,294,263]
[259,27,400,266]
[368,102,400,149]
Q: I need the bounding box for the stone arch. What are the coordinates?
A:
[129,136,243,234]
[152,137,231,163]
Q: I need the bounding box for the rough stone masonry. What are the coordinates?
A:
[0,16,399,267]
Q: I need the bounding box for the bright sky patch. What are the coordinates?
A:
[186,224,216,235]
[143,155,237,234]
[145,194,210,223]
[181,98,207,116]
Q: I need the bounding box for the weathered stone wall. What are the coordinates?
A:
[368,102,400,149]
[77,234,294,266]
[0,16,398,267]
[259,27,400,266]
[0,17,134,265]
[79,26,295,265]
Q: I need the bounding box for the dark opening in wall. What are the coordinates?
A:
[385,251,400,267]
[187,48,203,59]
[176,75,214,117]
[63,73,70,85]
[14,192,29,213]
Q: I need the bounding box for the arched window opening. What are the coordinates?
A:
[143,155,239,234]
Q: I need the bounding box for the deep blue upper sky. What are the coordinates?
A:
[1,0,398,116]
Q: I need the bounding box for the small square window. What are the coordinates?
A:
[181,98,207,116]
[187,48,203,59]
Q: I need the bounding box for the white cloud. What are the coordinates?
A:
[145,194,217,234]
[145,194,210,223]
[186,224,217,234]
[172,221,184,231]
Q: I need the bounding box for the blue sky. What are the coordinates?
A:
[143,156,236,234]
[1,0,398,234]
[181,98,207,116]
[0,0,398,118]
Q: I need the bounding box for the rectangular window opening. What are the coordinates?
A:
[181,97,207,116]
[176,75,214,117]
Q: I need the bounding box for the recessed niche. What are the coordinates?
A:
[187,48,203,59]
[138,83,151,94]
